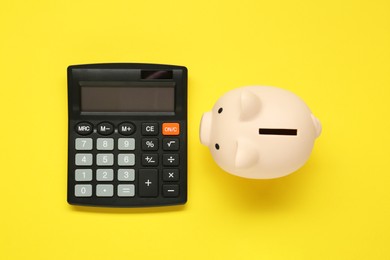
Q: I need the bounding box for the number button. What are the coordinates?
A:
[97,138,114,150]
[118,169,135,181]
[75,138,93,150]
[75,184,92,197]
[75,169,93,181]
[75,154,93,166]
[96,169,114,181]
[118,154,135,166]
[96,154,114,166]
[118,138,135,150]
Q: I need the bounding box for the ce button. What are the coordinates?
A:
[142,123,158,136]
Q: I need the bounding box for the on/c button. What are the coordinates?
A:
[162,123,180,136]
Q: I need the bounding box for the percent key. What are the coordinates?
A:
[142,138,158,151]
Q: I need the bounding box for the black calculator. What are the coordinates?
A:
[67,63,187,207]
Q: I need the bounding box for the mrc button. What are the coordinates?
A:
[162,123,180,135]
[75,122,93,135]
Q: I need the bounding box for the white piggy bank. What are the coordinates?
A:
[199,86,322,179]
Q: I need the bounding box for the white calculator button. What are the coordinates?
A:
[118,154,135,166]
[75,184,92,197]
[97,138,114,150]
[96,154,114,166]
[75,169,93,181]
[75,154,93,166]
[118,169,135,181]
[96,185,114,197]
[118,185,135,197]
[75,138,93,150]
[96,169,114,181]
[118,138,135,150]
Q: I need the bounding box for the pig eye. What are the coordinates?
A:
[218,107,223,114]
[215,143,220,150]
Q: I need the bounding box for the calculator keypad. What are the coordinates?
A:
[75,169,93,181]
[96,169,114,181]
[117,184,135,197]
[96,184,114,197]
[75,154,93,166]
[75,138,93,150]
[138,169,158,197]
[75,184,92,197]
[96,154,114,166]
[71,121,185,206]
[96,138,114,150]
[118,138,135,150]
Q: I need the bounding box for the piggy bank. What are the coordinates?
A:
[199,86,322,179]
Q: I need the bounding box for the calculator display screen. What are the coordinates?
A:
[80,84,175,112]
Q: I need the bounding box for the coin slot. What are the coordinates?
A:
[259,128,297,136]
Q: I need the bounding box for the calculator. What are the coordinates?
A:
[67,63,187,207]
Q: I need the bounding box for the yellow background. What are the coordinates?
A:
[1,0,389,259]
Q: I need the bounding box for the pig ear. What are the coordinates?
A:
[235,138,259,169]
[311,114,322,138]
[240,91,261,121]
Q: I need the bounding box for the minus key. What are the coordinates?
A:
[162,184,179,197]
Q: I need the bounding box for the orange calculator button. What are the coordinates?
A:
[162,123,180,136]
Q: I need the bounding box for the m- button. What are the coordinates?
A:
[162,123,180,136]
[97,122,114,135]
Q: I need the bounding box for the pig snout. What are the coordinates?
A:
[200,112,212,146]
